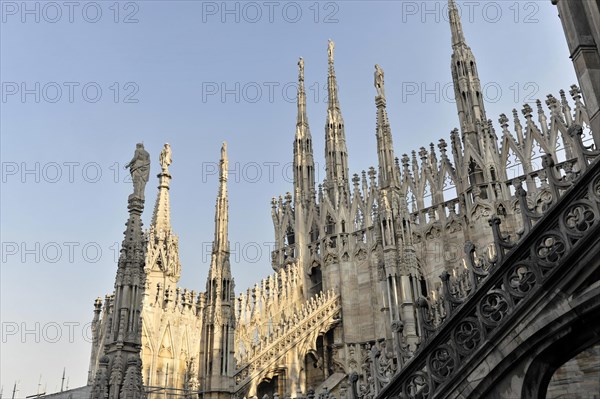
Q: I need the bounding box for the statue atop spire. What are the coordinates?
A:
[159,143,172,173]
[328,39,335,65]
[297,57,308,127]
[298,56,304,82]
[125,143,150,201]
[375,64,385,99]
[220,141,228,183]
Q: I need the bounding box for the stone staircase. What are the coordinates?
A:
[234,289,342,393]
[314,373,347,396]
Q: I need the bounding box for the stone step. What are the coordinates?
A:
[314,373,347,396]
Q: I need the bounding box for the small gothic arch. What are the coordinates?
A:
[326,214,335,235]
[468,159,487,198]
[310,222,319,242]
[354,207,364,231]
[525,311,600,399]
[221,278,230,301]
[257,376,278,399]
[285,225,295,246]
[309,263,323,295]
[490,166,497,181]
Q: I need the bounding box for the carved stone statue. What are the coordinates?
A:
[298,57,304,81]
[125,143,150,200]
[159,143,172,172]
[221,141,227,161]
[375,64,385,99]
[328,39,335,64]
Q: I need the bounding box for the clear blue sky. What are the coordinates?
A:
[1,0,577,395]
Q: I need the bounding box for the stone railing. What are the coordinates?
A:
[234,289,342,390]
[235,261,305,362]
[376,134,600,398]
[402,86,590,224]
[256,386,350,399]
[409,151,587,234]
[144,283,204,315]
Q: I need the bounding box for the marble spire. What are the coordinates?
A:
[90,143,149,399]
[324,39,350,200]
[212,142,229,257]
[448,0,466,48]
[294,57,316,204]
[200,142,235,395]
[374,64,398,189]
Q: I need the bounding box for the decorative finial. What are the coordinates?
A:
[537,100,544,114]
[438,139,448,154]
[570,84,581,100]
[419,147,428,162]
[522,103,533,119]
[401,154,410,168]
[368,166,376,182]
[374,64,385,99]
[352,173,360,188]
[159,143,172,173]
[546,94,558,108]
[124,143,150,201]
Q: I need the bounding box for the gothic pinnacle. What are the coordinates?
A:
[151,143,173,235]
[294,56,315,204]
[374,64,397,189]
[297,57,308,128]
[213,142,229,255]
[448,0,466,47]
[90,143,148,399]
[148,143,181,283]
[324,39,350,196]
[327,39,340,111]
[201,144,235,390]
[449,0,489,152]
